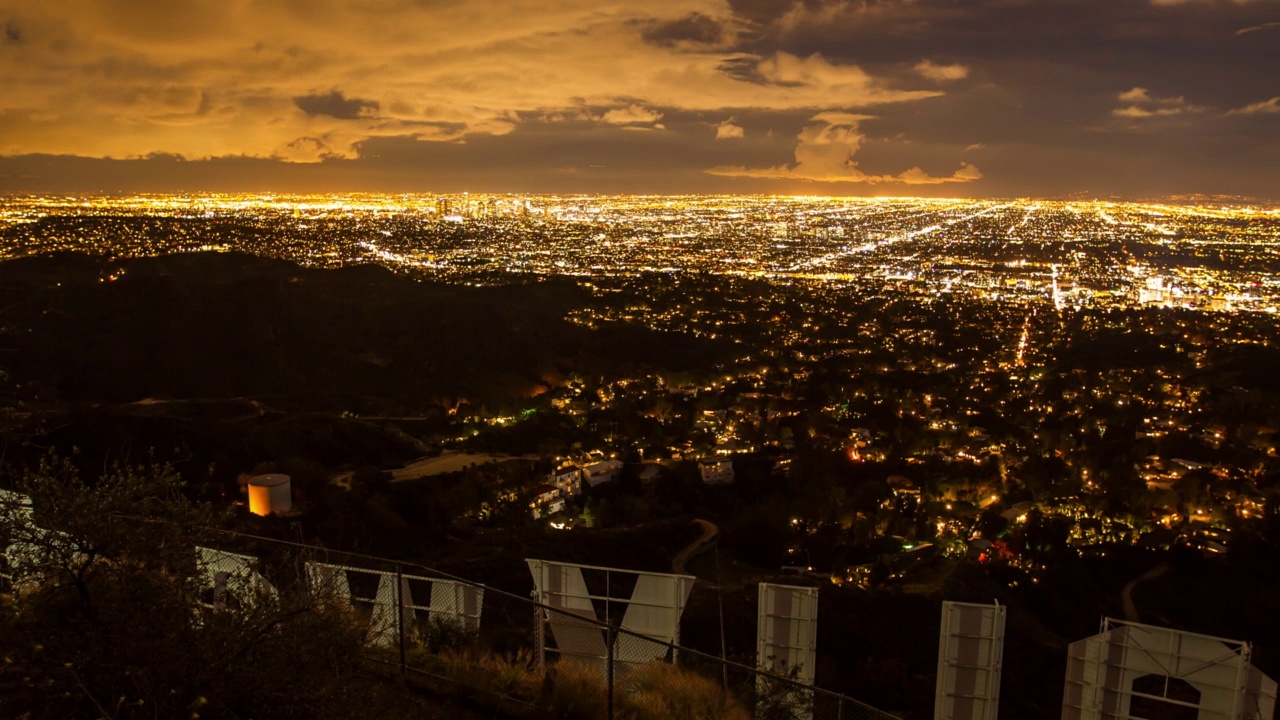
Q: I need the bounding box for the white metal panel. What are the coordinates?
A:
[1063,635,1106,720]
[935,601,1006,720]
[1,490,89,591]
[1061,618,1277,720]
[757,583,820,684]
[620,574,694,664]
[0,540,38,581]
[0,489,35,583]
[305,561,485,649]
[527,559,607,665]
[197,546,278,609]
[305,561,352,603]
[526,559,696,671]
[0,488,33,520]
[1246,667,1278,720]
[428,579,485,633]
[366,573,400,647]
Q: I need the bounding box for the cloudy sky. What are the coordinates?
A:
[1,0,1277,197]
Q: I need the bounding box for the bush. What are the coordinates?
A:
[616,662,750,720]
[0,456,445,719]
[420,649,752,720]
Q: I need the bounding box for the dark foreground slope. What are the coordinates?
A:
[0,251,728,494]
[0,251,721,414]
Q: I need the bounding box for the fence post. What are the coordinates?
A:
[716,544,728,690]
[534,606,545,673]
[606,626,617,720]
[396,563,406,675]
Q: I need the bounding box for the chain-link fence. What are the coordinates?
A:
[186,529,902,720]
[588,615,900,720]
[2,508,899,720]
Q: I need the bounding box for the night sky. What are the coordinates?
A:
[1,0,1277,198]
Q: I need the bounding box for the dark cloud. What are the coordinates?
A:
[292,91,379,120]
[377,119,470,135]
[725,0,787,26]
[741,0,1276,106]
[713,0,1279,196]
[0,117,800,195]
[641,12,723,46]
[281,136,331,161]
[0,0,1276,197]
[715,56,769,85]
[727,0,836,27]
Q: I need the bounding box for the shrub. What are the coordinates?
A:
[616,661,750,720]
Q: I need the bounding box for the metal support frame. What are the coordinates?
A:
[304,560,484,651]
[756,583,820,685]
[396,564,407,675]
[527,559,694,673]
[935,600,1006,720]
[607,626,617,719]
[1065,618,1273,720]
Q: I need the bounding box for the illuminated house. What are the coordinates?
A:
[583,459,623,488]
[699,459,735,485]
[550,466,583,497]
[530,484,565,519]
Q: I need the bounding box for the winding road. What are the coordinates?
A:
[1121,562,1170,622]
[673,519,720,575]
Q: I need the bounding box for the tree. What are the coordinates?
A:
[1173,468,1215,515]
[350,465,393,497]
[976,507,1010,540]
[0,455,442,719]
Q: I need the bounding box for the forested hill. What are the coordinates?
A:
[0,251,724,414]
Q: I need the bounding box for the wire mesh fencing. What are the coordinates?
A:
[607,619,900,720]
[104,526,902,720]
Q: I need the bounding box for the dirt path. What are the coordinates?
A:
[330,451,535,488]
[388,452,534,482]
[1121,562,1170,622]
[673,519,719,575]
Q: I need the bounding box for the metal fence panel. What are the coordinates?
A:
[934,601,1006,720]
[1061,618,1277,720]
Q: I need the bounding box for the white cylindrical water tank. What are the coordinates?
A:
[247,473,292,516]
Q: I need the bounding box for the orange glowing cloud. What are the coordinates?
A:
[707,112,982,185]
[0,1,941,162]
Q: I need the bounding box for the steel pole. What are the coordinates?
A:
[396,564,406,674]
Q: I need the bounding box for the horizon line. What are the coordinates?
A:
[2,191,1277,207]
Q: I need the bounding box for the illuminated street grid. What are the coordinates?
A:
[5,193,1280,573]
[2,194,1278,311]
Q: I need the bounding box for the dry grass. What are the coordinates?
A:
[545,660,611,718]
[421,649,751,720]
[614,661,751,720]
[423,647,543,702]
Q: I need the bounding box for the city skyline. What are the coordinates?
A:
[1,0,1278,198]
[6,194,1279,311]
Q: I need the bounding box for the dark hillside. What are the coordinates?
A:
[0,252,726,414]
